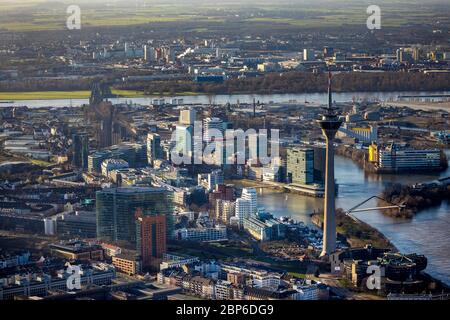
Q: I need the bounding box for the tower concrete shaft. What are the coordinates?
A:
[318,72,342,258]
[321,131,338,257]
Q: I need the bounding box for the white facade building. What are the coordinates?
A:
[174,225,228,242]
[235,198,251,229]
[378,145,441,171]
[241,188,257,214]
[175,125,193,157]
[203,117,223,143]
[252,273,282,288]
[292,284,320,300]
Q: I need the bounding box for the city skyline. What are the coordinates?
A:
[0,0,449,305]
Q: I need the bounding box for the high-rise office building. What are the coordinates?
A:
[96,187,174,244]
[313,147,326,184]
[72,133,89,170]
[246,131,268,165]
[241,188,257,214]
[147,133,163,166]
[286,148,314,185]
[323,46,334,58]
[135,209,167,268]
[144,45,156,62]
[303,48,315,61]
[175,124,194,158]
[203,117,223,143]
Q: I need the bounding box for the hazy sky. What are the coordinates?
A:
[1,0,449,4]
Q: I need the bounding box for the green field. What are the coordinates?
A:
[0,1,218,31]
[0,89,205,100]
[0,91,90,100]
[30,159,53,167]
[0,89,147,100]
[0,0,448,31]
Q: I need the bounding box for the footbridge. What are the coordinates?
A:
[345,196,406,222]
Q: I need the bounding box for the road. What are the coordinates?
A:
[313,273,384,300]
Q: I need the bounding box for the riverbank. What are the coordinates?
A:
[311,209,396,250]
[335,145,371,171]
[310,210,450,292]
[231,176,397,249]
[4,90,450,109]
[4,73,450,99]
[380,182,450,218]
[0,89,146,100]
[228,177,395,248]
[335,145,450,218]
[257,153,450,286]
[226,179,285,192]
[119,72,450,95]
[335,145,448,174]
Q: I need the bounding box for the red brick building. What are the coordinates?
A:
[135,209,167,269]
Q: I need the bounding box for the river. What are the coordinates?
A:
[2,90,450,108]
[258,150,450,286]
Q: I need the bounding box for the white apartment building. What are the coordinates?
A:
[216,200,235,224]
[174,225,228,242]
[235,198,251,229]
[215,280,233,300]
[241,188,257,214]
[252,273,282,288]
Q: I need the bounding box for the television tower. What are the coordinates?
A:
[318,72,342,257]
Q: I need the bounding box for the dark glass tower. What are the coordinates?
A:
[72,133,89,170]
[96,187,174,244]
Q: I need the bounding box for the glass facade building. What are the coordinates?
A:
[72,133,89,169]
[287,148,314,185]
[96,187,174,244]
[88,142,147,173]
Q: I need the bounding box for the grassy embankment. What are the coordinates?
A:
[312,209,395,249]
[0,90,202,100]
